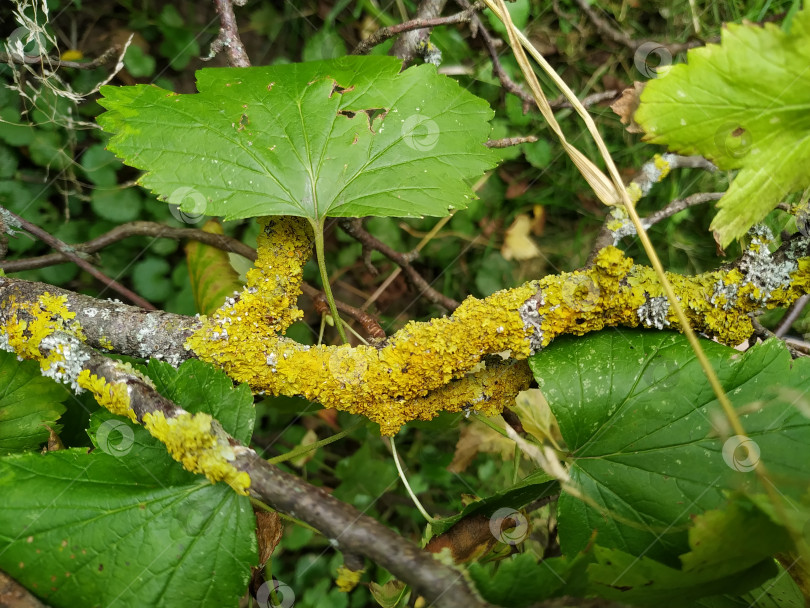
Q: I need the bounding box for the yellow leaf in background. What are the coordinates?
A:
[60,49,84,61]
[448,417,515,473]
[511,389,563,449]
[501,214,541,261]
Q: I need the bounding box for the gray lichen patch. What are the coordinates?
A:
[518,295,545,354]
[39,333,91,393]
[637,295,670,330]
[738,225,797,301]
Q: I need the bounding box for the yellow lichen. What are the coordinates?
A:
[1,293,84,362]
[653,154,671,181]
[187,215,538,434]
[142,410,250,495]
[335,565,364,592]
[185,217,810,435]
[98,335,113,350]
[76,370,137,422]
[626,182,643,205]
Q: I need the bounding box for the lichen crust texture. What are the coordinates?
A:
[186,218,810,435]
[76,369,137,422]
[142,410,251,495]
[186,216,538,434]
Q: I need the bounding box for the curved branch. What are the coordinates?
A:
[8,329,489,608]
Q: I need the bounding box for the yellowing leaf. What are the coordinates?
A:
[635,9,810,245]
[501,214,540,261]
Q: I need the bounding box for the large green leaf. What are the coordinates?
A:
[0,351,67,455]
[634,8,810,246]
[97,56,499,222]
[528,331,810,565]
[0,360,258,608]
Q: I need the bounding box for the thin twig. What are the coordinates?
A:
[486,135,538,147]
[549,89,622,110]
[1,207,155,310]
[642,191,725,227]
[0,219,383,338]
[210,0,251,68]
[391,0,450,65]
[572,0,704,54]
[775,294,810,338]
[307,284,386,340]
[456,0,535,111]
[353,1,485,55]
[338,219,460,311]
[0,221,257,273]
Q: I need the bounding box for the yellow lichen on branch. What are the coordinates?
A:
[186,222,810,435]
[76,369,137,422]
[142,410,251,495]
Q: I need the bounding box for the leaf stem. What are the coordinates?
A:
[312,219,349,344]
[267,420,364,465]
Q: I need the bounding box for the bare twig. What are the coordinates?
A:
[0,44,122,70]
[391,0,450,64]
[549,89,623,110]
[210,0,251,68]
[589,192,724,261]
[455,0,534,110]
[305,283,386,340]
[572,0,705,54]
[642,192,725,227]
[1,207,155,310]
[775,294,810,338]
[338,219,460,311]
[486,135,538,147]
[0,221,257,273]
[353,1,484,55]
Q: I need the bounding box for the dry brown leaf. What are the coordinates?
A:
[611,82,646,134]
[502,214,541,261]
[448,418,515,473]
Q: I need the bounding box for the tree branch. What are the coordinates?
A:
[391,0,450,64]
[14,330,490,608]
[353,1,485,55]
[210,0,251,68]
[1,206,155,310]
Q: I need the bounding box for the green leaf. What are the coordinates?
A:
[97,57,499,222]
[0,352,67,455]
[0,448,256,608]
[144,358,255,444]
[80,143,121,187]
[0,107,34,146]
[123,44,156,78]
[429,469,557,536]
[132,257,172,302]
[0,141,18,179]
[90,187,142,222]
[587,545,777,606]
[469,551,591,607]
[695,565,805,607]
[0,359,258,608]
[528,331,810,564]
[635,8,810,246]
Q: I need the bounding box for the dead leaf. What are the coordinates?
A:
[448,418,515,473]
[425,515,499,563]
[510,389,563,448]
[530,205,545,236]
[611,82,645,134]
[256,510,283,567]
[502,214,541,261]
